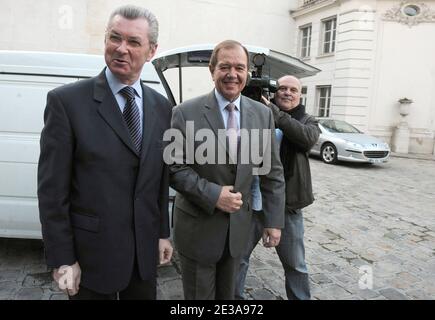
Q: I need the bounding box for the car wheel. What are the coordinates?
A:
[321,143,338,164]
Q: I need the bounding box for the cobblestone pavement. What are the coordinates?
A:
[1,156,434,300]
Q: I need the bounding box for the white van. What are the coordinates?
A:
[0,46,319,239]
[0,51,166,239]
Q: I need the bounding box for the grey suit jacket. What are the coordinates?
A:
[170,91,285,264]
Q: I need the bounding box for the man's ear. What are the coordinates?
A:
[209,65,215,80]
[103,27,110,45]
[146,44,158,62]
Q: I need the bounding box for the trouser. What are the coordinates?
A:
[179,232,239,300]
[235,209,311,300]
[69,258,156,300]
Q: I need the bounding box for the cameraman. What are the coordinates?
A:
[235,75,320,300]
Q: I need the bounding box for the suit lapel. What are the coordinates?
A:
[95,70,138,156]
[139,84,157,165]
[203,91,225,135]
[203,91,227,151]
[240,96,254,134]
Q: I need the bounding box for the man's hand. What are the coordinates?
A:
[216,186,243,213]
[159,238,173,265]
[262,228,281,248]
[261,95,271,107]
[52,261,81,296]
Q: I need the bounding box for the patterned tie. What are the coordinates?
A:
[120,86,142,154]
[226,103,239,164]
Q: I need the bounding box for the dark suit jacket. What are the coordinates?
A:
[170,91,285,265]
[38,69,172,294]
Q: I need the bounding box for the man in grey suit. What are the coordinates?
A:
[38,5,172,299]
[169,40,285,299]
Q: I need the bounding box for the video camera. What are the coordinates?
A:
[242,53,277,102]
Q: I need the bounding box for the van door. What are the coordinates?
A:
[152,44,321,105]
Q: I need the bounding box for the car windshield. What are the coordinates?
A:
[320,119,361,133]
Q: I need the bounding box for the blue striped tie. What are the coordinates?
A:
[120,86,142,153]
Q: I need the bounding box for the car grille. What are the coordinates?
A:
[363,151,389,159]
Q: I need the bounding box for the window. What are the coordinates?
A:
[301,86,308,106]
[403,4,421,17]
[299,25,312,58]
[316,86,331,117]
[322,17,337,54]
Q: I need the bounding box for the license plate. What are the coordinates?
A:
[369,158,383,163]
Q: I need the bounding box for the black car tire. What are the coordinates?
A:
[321,143,338,164]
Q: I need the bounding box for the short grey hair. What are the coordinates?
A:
[107,5,159,45]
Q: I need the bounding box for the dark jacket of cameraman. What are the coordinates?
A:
[268,102,320,211]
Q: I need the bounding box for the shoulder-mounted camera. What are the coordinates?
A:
[242,53,277,102]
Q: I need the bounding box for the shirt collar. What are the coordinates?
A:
[214,89,241,113]
[105,67,142,98]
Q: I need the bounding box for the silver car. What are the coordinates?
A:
[310,118,390,164]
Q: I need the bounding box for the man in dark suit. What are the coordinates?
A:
[169,40,285,299]
[38,5,173,300]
